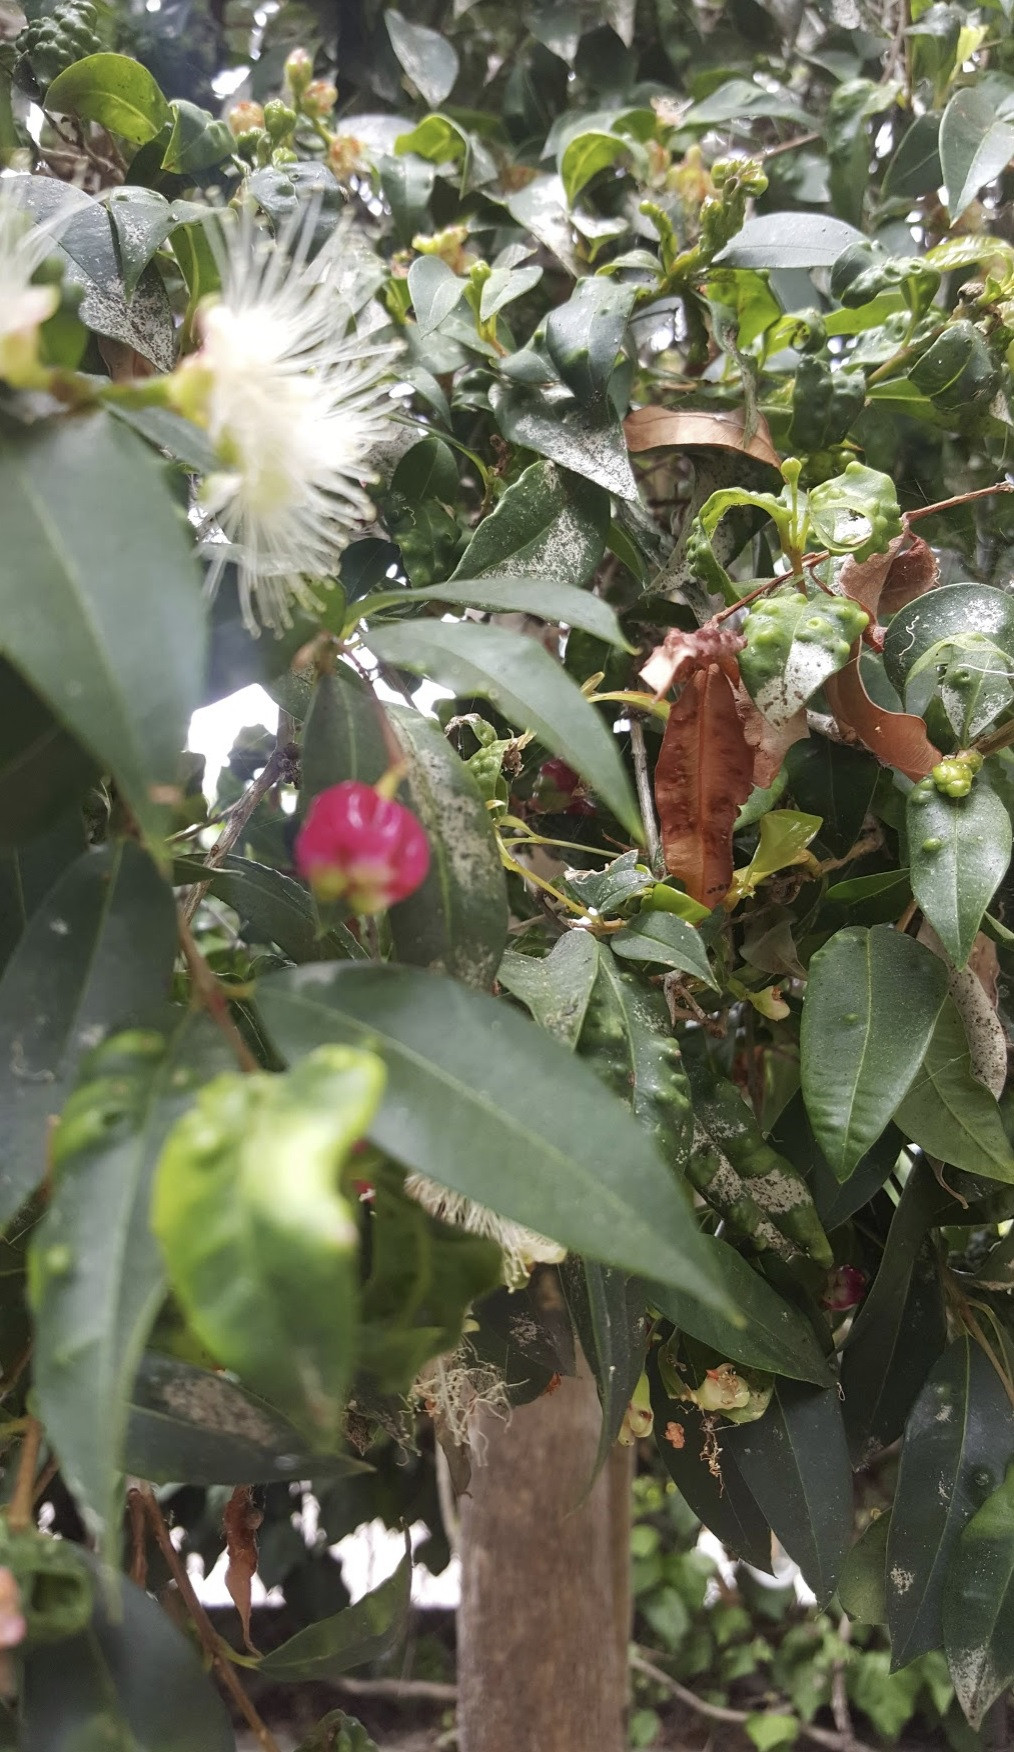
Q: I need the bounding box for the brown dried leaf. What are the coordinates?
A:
[879,535,940,616]
[968,932,1001,1007]
[837,535,905,618]
[733,683,808,788]
[640,622,744,696]
[655,664,755,905]
[624,405,781,470]
[823,656,939,781]
[223,1485,262,1654]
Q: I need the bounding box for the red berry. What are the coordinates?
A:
[821,1265,867,1312]
[295,781,430,915]
[539,759,580,794]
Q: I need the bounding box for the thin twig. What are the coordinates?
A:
[630,717,663,874]
[180,745,288,924]
[336,1675,458,1704]
[830,1616,858,1750]
[139,1486,282,1752]
[630,1648,883,1752]
[177,910,260,1074]
[127,1487,148,1589]
[6,1418,43,1533]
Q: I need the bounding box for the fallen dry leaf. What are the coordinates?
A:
[223,1485,262,1654]
[640,622,744,696]
[624,405,781,470]
[824,656,939,781]
[655,664,756,905]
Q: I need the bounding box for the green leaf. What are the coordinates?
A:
[479,263,543,320]
[895,997,1014,1180]
[647,1234,833,1385]
[386,11,459,107]
[545,277,636,409]
[940,85,1014,218]
[0,658,96,850]
[0,814,86,978]
[153,1046,384,1443]
[647,1351,773,1570]
[258,963,733,1312]
[380,153,435,247]
[560,1256,645,1483]
[106,186,175,299]
[504,174,581,276]
[807,464,902,563]
[840,1514,890,1625]
[943,1462,1014,1726]
[745,1715,799,1752]
[125,1351,370,1485]
[451,461,608,588]
[770,1094,901,1231]
[0,410,205,848]
[368,619,640,836]
[160,100,233,174]
[610,912,718,987]
[44,54,169,145]
[259,1551,411,1681]
[493,382,639,499]
[800,925,949,1180]
[883,584,1014,702]
[783,739,879,861]
[740,592,868,728]
[887,1338,1014,1668]
[371,574,630,648]
[386,703,509,989]
[839,1159,948,1464]
[176,853,363,964]
[578,942,694,1177]
[301,663,400,800]
[28,1015,234,1547]
[907,780,1011,969]
[726,1380,853,1603]
[497,931,600,1047]
[716,212,865,269]
[559,129,628,203]
[407,255,465,335]
[0,842,176,1227]
[883,113,943,200]
[20,1554,233,1752]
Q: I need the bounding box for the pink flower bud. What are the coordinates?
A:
[284,47,314,96]
[295,781,430,915]
[822,1264,867,1312]
[226,100,265,137]
[302,79,338,117]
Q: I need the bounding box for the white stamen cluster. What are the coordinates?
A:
[404,1173,566,1290]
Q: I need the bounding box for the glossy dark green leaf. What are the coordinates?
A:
[28,1014,234,1547]
[0,814,86,977]
[908,780,1011,968]
[258,1549,411,1681]
[301,663,400,802]
[386,10,458,105]
[647,1350,773,1571]
[647,1236,833,1385]
[883,113,943,199]
[0,842,176,1226]
[559,129,628,203]
[387,704,509,989]
[940,85,1014,218]
[0,657,96,850]
[725,1379,853,1603]
[883,584,1014,701]
[717,212,864,269]
[407,255,464,334]
[175,853,364,964]
[545,277,635,409]
[380,153,435,247]
[896,997,1014,1180]
[258,963,732,1312]
[578,942,694,1178]
[783,738,879,861]
[560,1255,645,1480]
[801,925,949,1179]
[0,409,205,847]
[44,53,170,144]
[371,575,630,648]
[840,1161,948,1464]
[368,620,640,837]
[497,931,600,1047]
[943,1462,1014,1726]
[493,382,639,499]
[887,1338,1014,1668]
[20,1555,233,1752]
[126,1351,370,1485]
[153,1047,380,1444]
[840,1514,890,1626]
[769,1093,901,1230]
[160,100,232,174]
[610,913,718,987]
[451,461,608,587]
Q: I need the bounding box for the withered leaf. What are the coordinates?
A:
[823,656,939,781]
[224,1485,262,1654]
[655,664,755,906]
[879,535,940,616]
[624,405,780,470]
[640,622,744,696]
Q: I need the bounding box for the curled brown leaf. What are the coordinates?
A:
[655,664,755,905]
[223,1484,262,1654]
[624,405,780,469]
[823,656,939,781]
[640,622,744,696]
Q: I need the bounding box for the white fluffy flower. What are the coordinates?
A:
[404,1173,567,1290]
[0,181,67,384]
[177,206,401,634]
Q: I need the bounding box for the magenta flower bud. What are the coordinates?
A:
[821,1264,867,1312]
[295,781,430,915]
